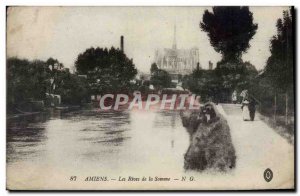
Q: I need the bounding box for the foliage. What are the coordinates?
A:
[249,8,294,119]
[264,8,293,93]
[55,71,89,105]
[75,47,137,94]
[183,67,221,102]
[150,63,158,74]
[150,69,172,89]
[7,57,90,111]
[200,6,258,63]
[46,57,63,71]
[198,6,259,101]
[184,61,258,102]
[7,58,50,110]
[215,61,258,91]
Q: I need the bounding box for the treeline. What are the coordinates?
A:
[182,62,258,103]
[7,57,89,112]
[7,46,138,112]
[250,8,294,122]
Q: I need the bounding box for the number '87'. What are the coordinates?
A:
[70,176,77,181]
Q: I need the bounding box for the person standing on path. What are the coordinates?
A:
[242,99,250,121]
[232,90,237,104]
[248,97,257,121]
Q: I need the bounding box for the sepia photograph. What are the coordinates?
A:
[6,6,295,190]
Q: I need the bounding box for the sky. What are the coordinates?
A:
[7,6,288,73]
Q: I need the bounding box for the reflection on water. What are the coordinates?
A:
[7,109,190,175]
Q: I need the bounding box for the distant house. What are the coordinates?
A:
[45,93,61,107]
[78,74,87,79]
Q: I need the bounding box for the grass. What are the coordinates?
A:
[258,113,294,144]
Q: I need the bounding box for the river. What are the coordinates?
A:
[7,108,191,189]
[7,106,292,190]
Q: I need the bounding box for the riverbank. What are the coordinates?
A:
[7,105,83,128]
[180,103,236,171]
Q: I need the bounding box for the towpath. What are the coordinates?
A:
[215,103,294,189]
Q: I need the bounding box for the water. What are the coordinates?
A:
[7,106,291,190]
[7,108,190,188]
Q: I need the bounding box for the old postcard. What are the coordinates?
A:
[6,6,295,190]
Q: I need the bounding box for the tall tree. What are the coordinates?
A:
[264,8,293,93]
[200,6,258,63]
[263,8,293,124]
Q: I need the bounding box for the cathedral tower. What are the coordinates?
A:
[172,24,177,50]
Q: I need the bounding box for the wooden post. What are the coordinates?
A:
[285,92,288,125]
[274,94,277,122]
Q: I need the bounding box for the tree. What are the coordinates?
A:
[150,69,172,89]
[215,61,258,90]
[184,66,222,102]
[264,9,293,93]
[75,47,137,94]
[46,58,63,71]
[150,63,158,74]
[45,57,65,95]
[55,70,89,105]
[263,8,293,124]
[7,57,90,112]
[200,6,258,63]
[199,7,259,101]
[7,58,51,111]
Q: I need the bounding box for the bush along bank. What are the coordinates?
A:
[180,103,236,172]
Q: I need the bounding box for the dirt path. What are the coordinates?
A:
[215,103,294,189]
